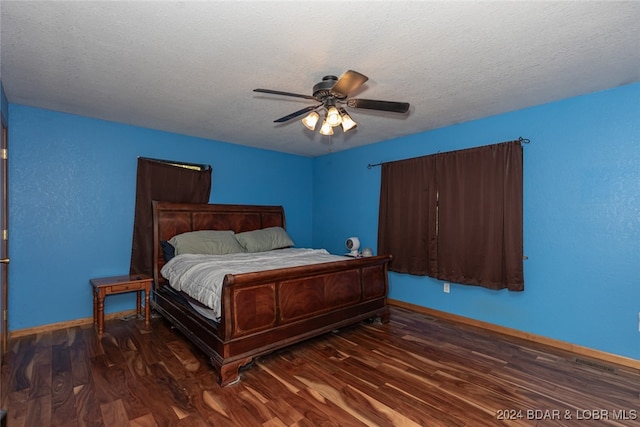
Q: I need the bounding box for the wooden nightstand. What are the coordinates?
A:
[90,274,153,335]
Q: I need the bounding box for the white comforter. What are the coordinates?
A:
[160,248,348,319]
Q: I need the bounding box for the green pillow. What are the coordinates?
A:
[169,230,246,255]
[235,227,294,253]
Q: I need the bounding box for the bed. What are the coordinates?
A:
[152,201,392,386]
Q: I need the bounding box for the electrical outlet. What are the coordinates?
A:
[443,282,450,293]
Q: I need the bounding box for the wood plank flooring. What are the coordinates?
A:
[1,306,639,426]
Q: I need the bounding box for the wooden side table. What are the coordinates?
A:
[90,274,153,335]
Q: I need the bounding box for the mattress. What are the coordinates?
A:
[160,248,349,319]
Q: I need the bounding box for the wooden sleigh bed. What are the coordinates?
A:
[152,201,391,386]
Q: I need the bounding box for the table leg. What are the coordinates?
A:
[92,290,97,328]
[136,291,141,318]
[144,286,151,327]
[96,292,105,335]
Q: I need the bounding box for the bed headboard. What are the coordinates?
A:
[152,201,286,287]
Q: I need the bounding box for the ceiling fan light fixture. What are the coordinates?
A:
[301,111,319,130]
[254,70,410,140]
[326,106,342,127]
[319,118,334,135]
[339,108,357,132]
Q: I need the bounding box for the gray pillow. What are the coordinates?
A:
[169,230,246,255]
[235,227,294,253]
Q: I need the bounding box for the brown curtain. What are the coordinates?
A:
[378,156,438,275]
[436,142,523,290]
[129,157,212,277]
[378,141,524,291]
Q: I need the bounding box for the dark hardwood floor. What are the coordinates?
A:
[1,306,639,426]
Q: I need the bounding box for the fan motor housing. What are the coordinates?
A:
[313,75,344,100]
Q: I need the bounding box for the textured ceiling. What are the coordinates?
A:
[1,1,639,157]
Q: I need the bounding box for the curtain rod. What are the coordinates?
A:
[138,156,211,171]
[367,136,530,169]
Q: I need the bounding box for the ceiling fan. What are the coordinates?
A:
[253,70,410,136]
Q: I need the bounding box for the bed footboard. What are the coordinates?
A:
[212,254,391,385]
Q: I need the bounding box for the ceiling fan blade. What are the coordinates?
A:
[253,88,316,100]
[347,98,410,114]
[273,104,322,123]
[331,70,368,97]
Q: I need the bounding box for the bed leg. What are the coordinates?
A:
[380,308,391,324]
[216,356,253,387]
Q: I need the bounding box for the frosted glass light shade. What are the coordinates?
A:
[326,106,342,127]
[301,111,320,130]
[319,119,334,135]
[340,109,357,132]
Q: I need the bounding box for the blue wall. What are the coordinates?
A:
[313,83,640,360]
[8,105,313,330]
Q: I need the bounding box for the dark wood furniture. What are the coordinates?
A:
[152,201,391,386]
[90,274,153,335]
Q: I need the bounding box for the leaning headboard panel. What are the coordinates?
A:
[152,201,286,286]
